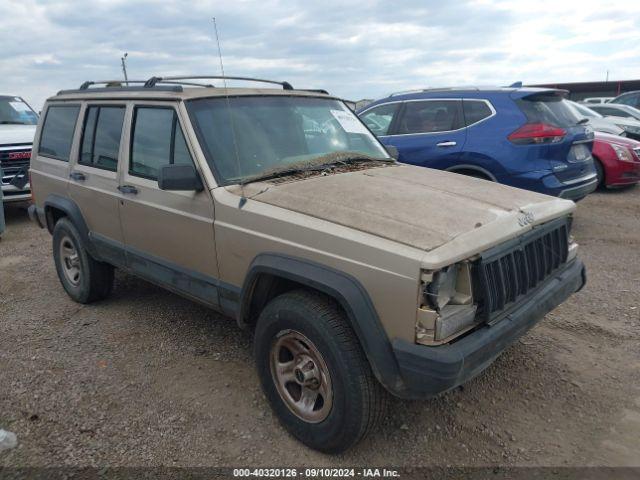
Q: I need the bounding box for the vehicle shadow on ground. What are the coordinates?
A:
[1,202,31,225]
[594,184,637,195]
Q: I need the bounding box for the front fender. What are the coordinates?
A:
[240,253,407,396]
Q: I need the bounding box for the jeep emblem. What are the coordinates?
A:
[518,211,535,227]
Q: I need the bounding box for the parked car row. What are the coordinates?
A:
[3,76,640,453]
[357,87,640,198]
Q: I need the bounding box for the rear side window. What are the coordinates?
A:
[515,95,579,128]
[130,107,193,180]
[79,106,126,171]
[359,103,399,135]
[396,100,463,134]
[38,105,80,161]
[463,100,493,126]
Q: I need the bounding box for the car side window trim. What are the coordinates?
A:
[361,98,491,137]
[462,99,497,129]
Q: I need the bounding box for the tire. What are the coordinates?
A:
[452,169,493,181]
[52,217,114,303]
[594,158,605,188]
[254,290,387,453]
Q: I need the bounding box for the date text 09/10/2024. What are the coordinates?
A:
[232,468,400,478]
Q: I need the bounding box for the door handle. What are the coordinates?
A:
[436,141,457,147]
[69,171,86,181]
[117,185,138,195]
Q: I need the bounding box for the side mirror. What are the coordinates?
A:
[158,164,204,192]
[385,145,399,160]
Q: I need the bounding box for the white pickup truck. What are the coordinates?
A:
[1,95,38,203]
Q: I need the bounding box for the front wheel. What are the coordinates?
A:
[254,290,387,453]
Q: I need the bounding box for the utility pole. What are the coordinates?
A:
[121,53,129,86]
[606,70,609,82]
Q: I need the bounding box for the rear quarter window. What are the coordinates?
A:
[39,105,80,161]
[515,96,579,128]
[463,100,493,126]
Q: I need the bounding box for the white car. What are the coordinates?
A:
[588,103,640,123]
[582,97,613,104]
[1,95,38,203]
[567,101,625,137]
[573,101,640,141]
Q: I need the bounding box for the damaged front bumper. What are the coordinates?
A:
[391,258,586,399]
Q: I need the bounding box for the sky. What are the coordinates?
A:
[1,0,639,109]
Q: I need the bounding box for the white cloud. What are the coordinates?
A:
[0,0,638,108]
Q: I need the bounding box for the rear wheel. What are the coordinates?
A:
[52,218,114,303]
[254,290,386,453]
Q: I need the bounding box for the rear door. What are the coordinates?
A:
[118,101,219,307]
[384,99,466,168]
[68,102,127,265]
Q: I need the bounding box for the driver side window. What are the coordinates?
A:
[359,103,398,136]
[130,106,194,180]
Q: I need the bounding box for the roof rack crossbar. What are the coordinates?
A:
[78,79,217,90]
[144,75,294,90]
[389,86,482,97]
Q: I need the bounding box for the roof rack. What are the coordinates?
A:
[77,79,215,90]
[389,86,482,97]
[62,76,327,97]
[143,75,294,90]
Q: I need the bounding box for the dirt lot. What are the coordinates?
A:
[1,187,639,468]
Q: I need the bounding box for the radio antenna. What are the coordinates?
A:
[213,17,245,203]
[120,53,129,86]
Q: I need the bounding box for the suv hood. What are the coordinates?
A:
[234,164,575,257]
[0,124,37,146]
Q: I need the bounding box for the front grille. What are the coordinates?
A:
[0,147,31,186]
[473,218,569,322]
[633,147,640,161]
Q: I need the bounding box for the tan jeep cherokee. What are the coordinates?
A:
[28,76,586,453]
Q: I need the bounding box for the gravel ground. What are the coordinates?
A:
[1,187,639,468]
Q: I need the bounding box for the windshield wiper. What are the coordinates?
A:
[0,121,27,125]
[576,118,590,125]
[240,152,391,185]
[241,164,330,185]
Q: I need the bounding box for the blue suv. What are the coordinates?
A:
[357,87,598,200]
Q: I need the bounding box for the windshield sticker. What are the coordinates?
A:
[10,101,30,112]
[330,109,369,135]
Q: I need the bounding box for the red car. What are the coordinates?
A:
[592,132,640,188]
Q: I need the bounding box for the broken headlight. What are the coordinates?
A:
[416,262,478,344]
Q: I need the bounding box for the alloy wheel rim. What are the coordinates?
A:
[59,235,81,286]
[270,330,333,423]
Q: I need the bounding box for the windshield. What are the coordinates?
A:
[187,96,389,184]
[0,96,39,125]
[569,101,602,119]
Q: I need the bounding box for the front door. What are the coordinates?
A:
[385,99,467,169]
[118,102,220,307]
